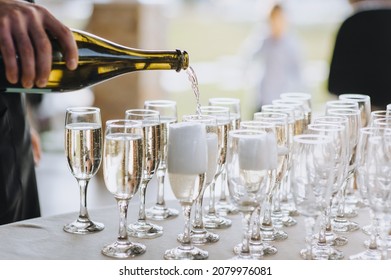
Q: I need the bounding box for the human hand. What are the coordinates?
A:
[0,0,78,89]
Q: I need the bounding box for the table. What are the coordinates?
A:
[0,201,371,260]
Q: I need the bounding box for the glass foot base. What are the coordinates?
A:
[145,205,179,221]
[233,241,277,258]
[63,219,104,235]
[127,222,163,239]
[349,249,381,260]
[102,240,146,258]
[178,229,219,245]
[332,219,360,233]
[260,227,288,241]
[300,245,344,260]
[215,201,239,216]
[282,215,297,227]
[314,232,348,247]
[164,245,208,260]
[203,214,232,229]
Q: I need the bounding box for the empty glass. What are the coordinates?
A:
[291,134,337,259]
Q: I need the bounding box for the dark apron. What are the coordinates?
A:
[0,93,41,224]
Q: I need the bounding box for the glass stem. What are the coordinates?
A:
[368,209,378,250]
[218,167,227,202]
[208,181,217,216]
[304,216,316,260]
[240,211,252,255]
[138,180,148,222]
[181,204,193,248]
[193,174,206,229]
[77,179,90,221]
[251,207,262,242]
[318,210,327,245]
[156,166,166,206]
[117,198,130,242]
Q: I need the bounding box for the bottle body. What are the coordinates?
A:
[0,29,189,93]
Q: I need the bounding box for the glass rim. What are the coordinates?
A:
[293,133,333,144]
[308,123,345,131]
[229,129,267,139]
[182,114,217,124]
[125,108,160,116]
[200,105,230,113]
[208,97,241,105]
[280,92,312,100]
[144,99,177,107]
[105,119,142,128]
[360,126,391,135]
[327,108,361,116]
[66,106,100,114]
[313,115,349,123]
[338,93,371,101]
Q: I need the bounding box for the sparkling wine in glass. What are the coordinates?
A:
[126,109,163,239]
[101,120,146,258]
[208,97,241,216]
[63,107,104,234]
[180,114,219,245]
[164,122,209,260]
[144,100,179,220]
[200,105,232,229]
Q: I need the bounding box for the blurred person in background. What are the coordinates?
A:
[242,3,305,113]
[328,0,391,110]
[0,0,78,224]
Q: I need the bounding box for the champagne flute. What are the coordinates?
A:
[144,100,179,220]
[239,120,279,256]
[180,114,219,244]
[164,122,209,260]
[226,129,276,259]
[291,134,336,260]
[253,112,289,241]
[307,123,348,251]
[101,120,146,258]
[366,135,391,259]
[200,105,232,229]
[261,104,297,227]
[338,93,371,128]
[369,110,388,126]
[327,108,361,233]
[64,107,104,234]
[280,92,312,127]
[349,127,391,260]
[208,97,241,216]
[126,109,163,239]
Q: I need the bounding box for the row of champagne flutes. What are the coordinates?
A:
[61,97,247,259]
[62,91,391,260]
[287,93,391,260]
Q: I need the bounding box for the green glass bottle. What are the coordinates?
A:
[0,29,189,93]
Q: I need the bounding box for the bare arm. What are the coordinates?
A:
[0,0,78,89]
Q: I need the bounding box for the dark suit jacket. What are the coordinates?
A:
[0,0,41,224]
[328,9,391,108]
